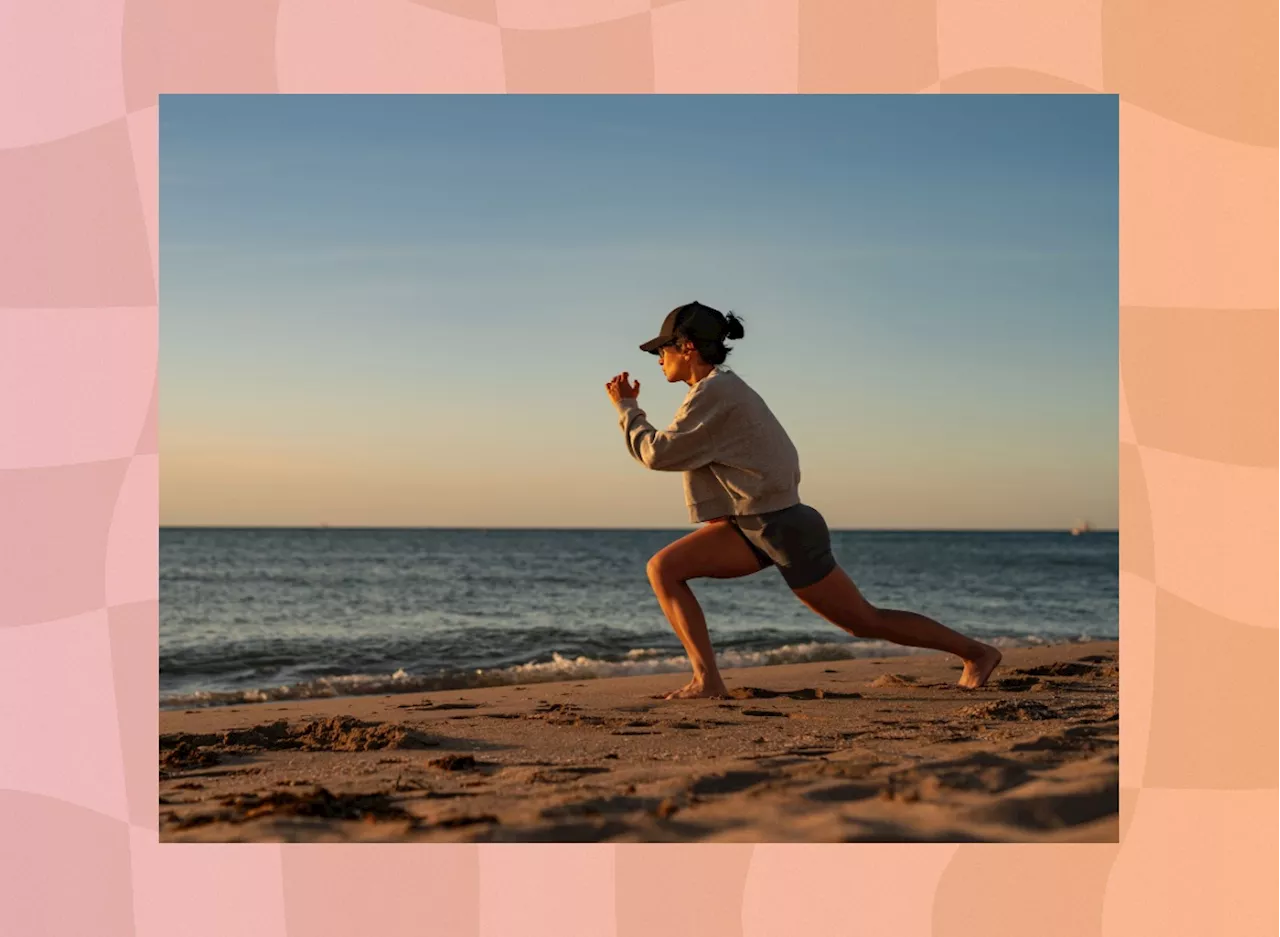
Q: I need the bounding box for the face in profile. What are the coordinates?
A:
[658,341,693,383]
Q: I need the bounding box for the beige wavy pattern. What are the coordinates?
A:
[0,0,1274,934]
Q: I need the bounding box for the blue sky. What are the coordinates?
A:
[160,94,1117,529]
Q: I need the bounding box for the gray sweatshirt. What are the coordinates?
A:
[612,368,802,523]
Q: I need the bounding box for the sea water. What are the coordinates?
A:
[160,528,1117,708]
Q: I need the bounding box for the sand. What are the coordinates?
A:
[158,640,1119,843]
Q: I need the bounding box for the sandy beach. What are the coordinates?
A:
[159,640,1118,843]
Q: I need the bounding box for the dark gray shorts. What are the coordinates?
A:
[728,503,837,590]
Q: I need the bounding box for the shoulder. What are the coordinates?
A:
[701,368,753,400]
[687,370,734,404]
[687,373,751,426]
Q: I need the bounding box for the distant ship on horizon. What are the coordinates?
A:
[1070,520,1094,536]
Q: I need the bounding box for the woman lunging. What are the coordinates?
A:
[605,301,1003,700]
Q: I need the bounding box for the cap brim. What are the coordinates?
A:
[638,336,667,354]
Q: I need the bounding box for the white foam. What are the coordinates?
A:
[159,633,1102,709]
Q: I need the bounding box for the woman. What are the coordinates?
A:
[605,301,1003,700]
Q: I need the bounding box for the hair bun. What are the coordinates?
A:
[723,311,745,341]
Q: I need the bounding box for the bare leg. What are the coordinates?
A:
[653,579,730,699]
[647,521,768,699]
[793,565,1002,689]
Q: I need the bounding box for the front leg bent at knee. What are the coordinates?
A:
[646,554,685,592]
[645,554,663,584]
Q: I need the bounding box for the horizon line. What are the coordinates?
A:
[160,525,1119,534]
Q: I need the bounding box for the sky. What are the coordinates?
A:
[160,94,1118,530]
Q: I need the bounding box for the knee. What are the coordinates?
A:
[646,551,682,589]
[844,603,886,640]
[863,604,891,637]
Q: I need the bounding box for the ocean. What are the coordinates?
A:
[160,528,1118,709]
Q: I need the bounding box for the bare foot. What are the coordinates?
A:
[958,645,1002,689]
[664,678,729,700]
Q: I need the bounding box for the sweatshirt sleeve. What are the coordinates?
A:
[612,382,730,472]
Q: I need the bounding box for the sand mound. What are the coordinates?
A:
[960,700,1055,722]
[160,741,221,771]
[167,787,411,829]
[159,717,439,770]
[292,717,437,752]
[869,673,919,688]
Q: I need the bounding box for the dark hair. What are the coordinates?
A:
[676,307,745,366]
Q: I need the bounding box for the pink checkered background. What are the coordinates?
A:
[0,1,1275,934]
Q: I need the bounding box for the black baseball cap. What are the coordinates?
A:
[639,301,727,354]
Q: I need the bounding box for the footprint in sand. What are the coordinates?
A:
[533,702,579,714]
[994,676,1042,692]
[1014,662,1097,678]
[688,770,775,795]
[1010,728,1118,756]
[1062,724,1120,740]
[886,752,1033,801]
[732,687,861,700]
[503,819,631,843]
[436,814,500,830]
[428,754,480,771]
[966,775,1118,832]
[529,766,612,784]
[397,701,484,712]
[539,795,652,820]
[805,782,878,803]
